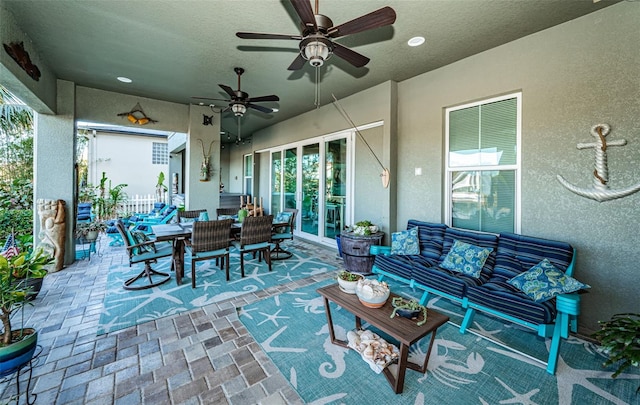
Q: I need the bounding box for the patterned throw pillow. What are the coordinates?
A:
[507,259,590,302]
[440,239,493,278]
[275,211,292,224]
[391,228,420,255]
[130,230,156,253]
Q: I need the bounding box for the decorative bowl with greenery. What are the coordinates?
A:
[351,220,379,236]
[390,297,428,326]
[336,270,363,294]
[592,312,640,391]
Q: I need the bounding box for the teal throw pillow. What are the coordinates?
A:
[391,228,419,255]
[198,211,209,221]
[507,259,590,302]
[440,239,492,278]
[179,217,197,224]
[131,230,156,253]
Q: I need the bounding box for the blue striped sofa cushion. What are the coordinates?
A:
[412,227,498,299]
[466,232,574,325]
[406,220,448,261]
[374,254,435,280]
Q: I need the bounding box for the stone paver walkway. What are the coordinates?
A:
[0,237,343,404]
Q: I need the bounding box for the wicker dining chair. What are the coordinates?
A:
[187,219,233,287]
[216,207,239,218]
[232,215,274,277]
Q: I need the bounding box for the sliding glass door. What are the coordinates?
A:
[270,132,351,245]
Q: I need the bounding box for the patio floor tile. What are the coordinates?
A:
[0,237,341,404]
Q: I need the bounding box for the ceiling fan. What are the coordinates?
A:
[192,67,279,117]
[236,0,396,71]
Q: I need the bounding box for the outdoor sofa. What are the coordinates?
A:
[371,220,588,375]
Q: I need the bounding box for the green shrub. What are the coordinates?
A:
[0,209,33,242]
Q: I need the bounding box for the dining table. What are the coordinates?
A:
[151,223,192,285]
[152,218,290,286]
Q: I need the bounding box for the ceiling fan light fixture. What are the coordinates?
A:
[303,40,330,67]
[231,103,247,116]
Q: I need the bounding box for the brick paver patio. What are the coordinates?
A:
[0,236,342,404]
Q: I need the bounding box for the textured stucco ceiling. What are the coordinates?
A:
[2,0,622,137]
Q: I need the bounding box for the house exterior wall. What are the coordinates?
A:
[248,2,639,333]
[88,131,169,205]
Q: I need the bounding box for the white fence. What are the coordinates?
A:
[119,193,168,215]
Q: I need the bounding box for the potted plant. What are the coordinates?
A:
[390,297,428,326]
[1,247,53,301]
[75,221,108,241]
[336,270,363,294]
[0,247,54,376]
[593,313,640,392]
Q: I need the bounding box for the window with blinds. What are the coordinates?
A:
[445,93,521,234]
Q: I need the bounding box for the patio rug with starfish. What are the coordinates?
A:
[239,278,639,405]
[98,246,336,335]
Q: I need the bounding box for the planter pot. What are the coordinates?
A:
[12,278,44,301]
[0,328,38,377]
[85,230,99,241]
[337,273,363,294]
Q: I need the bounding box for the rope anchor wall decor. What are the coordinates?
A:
[556,123,640,202]
[117,103,157,125]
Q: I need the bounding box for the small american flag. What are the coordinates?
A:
[1,233,19,259]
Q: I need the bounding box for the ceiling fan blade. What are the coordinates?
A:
[192,96,230,102]
[332,43,370,68]
[328,6,396,38]
[218,84,236,98]
[290,0,317,31]
[287,53,307,71]
[247,95,280,103]
[236,32,302,40]
[247,103,274,114]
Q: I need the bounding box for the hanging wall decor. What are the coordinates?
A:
[117,103,157,125]
[198,139,216,182]
[3,42,41,81]
[202,114,214,126]
[557,123,640,202]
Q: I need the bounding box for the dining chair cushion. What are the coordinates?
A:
[233,241,273,251]
[191,247,228,259]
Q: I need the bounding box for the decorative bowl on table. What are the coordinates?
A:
[336,271,364,294]
[355,278,390,308]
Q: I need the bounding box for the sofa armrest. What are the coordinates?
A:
[370,245,391,256]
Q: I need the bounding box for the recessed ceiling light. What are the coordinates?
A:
[271,108,279,113]
[117,76,132,83]
[407,36,425,47]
